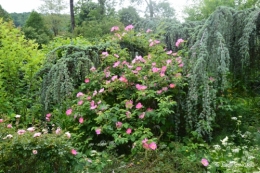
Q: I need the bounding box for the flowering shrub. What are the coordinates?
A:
[0,116,80,173]
[65,25,185,154]
[203,117,260,172]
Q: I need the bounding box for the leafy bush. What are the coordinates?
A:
[64,25,185,155]
[0,116,79,173]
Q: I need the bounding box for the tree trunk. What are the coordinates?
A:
[70,0,75,32]
[148,0,154,18]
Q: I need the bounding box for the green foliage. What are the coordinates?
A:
[23,11,52,46]
[118,6,141,26]
[37,37,111,111]
[0,5,11,22]
[0,18,44,115]
[10,12,31,27]
[63,26,185,155]
[0,120,78,173]
[205,117,260,172]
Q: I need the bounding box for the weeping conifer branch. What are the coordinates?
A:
[37,43,114,111]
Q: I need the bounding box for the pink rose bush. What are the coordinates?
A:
[65,25,184,153]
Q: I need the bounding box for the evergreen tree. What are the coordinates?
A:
[22,11,51,47]
[0,5,11,22]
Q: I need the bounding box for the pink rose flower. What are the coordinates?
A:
[149,142,157,150]
[79,117,84,124]
[17,129,26,135]
[136,102,143,109]
[126,128,132,134]
[7,124,12,128]
[32,150,38,154]
[169,83,176,88]
[71,149,77,155]
[96,128,101,135]
[201,158,209,166]
[116,122,123,128]
[85,78,90,83]
[33,132,41,138]
[66,108,72,116]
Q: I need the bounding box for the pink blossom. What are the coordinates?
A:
[95,128,101,135]
[27,127,35,132]
[136,66,142,71]
[136,84,147,90]
[116,122,123,128]
[162,87,168,91]
[142,138,148,144]
[85,78,90,83]
[90,100,97,110]
[161,66,167,73]
[115,33,122,39]
[157,90,162,94]
[149,41,154,47]
[154,40,160,44]
[114,54,119,58]
[99,88,104,93]
[46,113,51,118]
[79,117,84,124]
[179,63,184,67]
[97,100,102,104]
[87,96,91,100]
[125,24,134,31]
[147,107,153,112]
[125,100,133,109]
[152,62,156,66]
[143,142,150,150]
[33,132,41,138]
[175,38,184,47]
[136,102,143,109]
[102,51,109,57]
[169,83,176,88]
[93,90,97,96]
[112,75,118,81]
[152,67,160,73]
[111,26,119,32]
[113,61,120,67]
[126,128,132,134]
[76,92,84,97]
[172,52,178,56]
[46,117,50,121]
[0,119,3,123]
[149,142,157,150]
[78,100,84,105]
[32,150,38,154]
[166,59,172,64]
[71,149,77,155]
[146,29,152,33]
[7,124,12,128]
[166,50,172,54]
[139,112,145,119]
[160,73,165,77]
[119,76,128,83]
[132,70,138,74]
[90,67,96,71]
[126,111,131,118]
[201,158,209,166]
[105,71,110,78]
[56,128,61,135]
[66,108,72,116]
[17,129,26,135]
[65,132,71,139]
[106,80,111,85]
